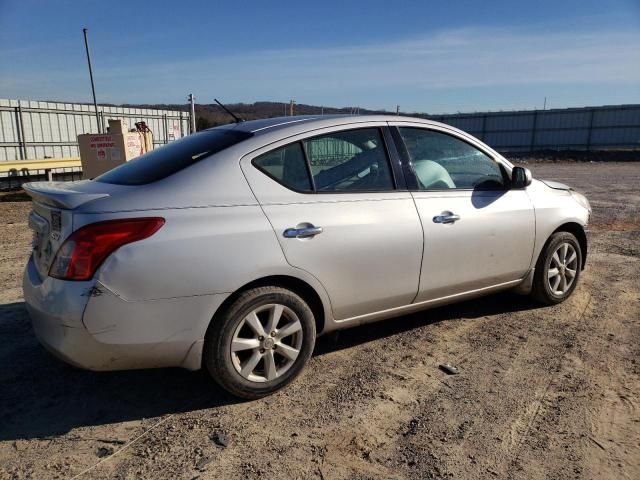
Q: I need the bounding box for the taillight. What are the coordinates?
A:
[49,217,165,281]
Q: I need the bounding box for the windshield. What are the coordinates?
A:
[95,129,252,185]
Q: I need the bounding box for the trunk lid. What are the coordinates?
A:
[24,180,112,280]
[23,180,110,209]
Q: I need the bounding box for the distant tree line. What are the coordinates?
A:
[123,101,410,130]
[192,101,395,128]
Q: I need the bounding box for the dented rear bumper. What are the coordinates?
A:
[23,256,228,371]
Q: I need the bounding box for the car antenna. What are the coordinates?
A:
[214,98,244,123]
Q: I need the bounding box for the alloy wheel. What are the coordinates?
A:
[547,242,578,296]
[230,304,303,382]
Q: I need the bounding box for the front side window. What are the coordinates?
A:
[398,128,505,190]
[303,128,394,192]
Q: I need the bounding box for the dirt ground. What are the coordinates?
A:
[0,162,638,480]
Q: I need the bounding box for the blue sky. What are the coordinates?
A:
[1,0,639,113]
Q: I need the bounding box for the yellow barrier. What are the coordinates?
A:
[0,158,82,173]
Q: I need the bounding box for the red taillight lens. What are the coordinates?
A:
[49,217,165,281]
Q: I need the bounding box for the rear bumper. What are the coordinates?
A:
[27,302,114,370]
[23,256,104,368]
[23,256,228,371]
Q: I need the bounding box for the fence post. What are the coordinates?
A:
[529,110,538,152]
[188,94,196,133]
[586,108,595,151]
[17,101,28,160]
[163,114,169,144]
[14,106,25,160]
[481,114,487,142]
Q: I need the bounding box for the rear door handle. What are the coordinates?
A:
[433,212,460,224]
[283,225,323,238]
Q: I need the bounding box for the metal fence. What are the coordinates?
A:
[2,99,639,169]
[1,167,82,191]
[427,104,640,152]
[0,99,191,161]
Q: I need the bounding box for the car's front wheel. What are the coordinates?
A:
[532,231,582,305]
[203,286,316,399]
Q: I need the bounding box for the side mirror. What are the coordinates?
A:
[511,166,532,189]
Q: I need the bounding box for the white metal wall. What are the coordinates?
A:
[429,104,640,151]
[0,99,190,161]
[2,100,639,160]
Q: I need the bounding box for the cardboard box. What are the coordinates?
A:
[78,131,151,179]
[107,119,127,134]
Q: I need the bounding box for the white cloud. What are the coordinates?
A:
[113,26,640,88]
[3,25,639,108]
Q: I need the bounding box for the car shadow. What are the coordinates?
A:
[313,290,541,355]
[0,190,31,202]
[0,292,541,441]
[0,301,240,442]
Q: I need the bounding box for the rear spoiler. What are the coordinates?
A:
[23,181,110,209]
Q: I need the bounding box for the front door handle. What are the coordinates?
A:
[283,224,323,238]
[433,212,460,224]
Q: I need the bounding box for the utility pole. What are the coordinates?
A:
[82,28,101,133]
[543,97,547,110]
[396,105,400,115]
[188,93,196,133]
[289,99,295,116]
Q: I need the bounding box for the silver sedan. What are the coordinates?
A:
[23,115,591,398]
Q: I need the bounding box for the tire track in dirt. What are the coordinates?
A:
[579,255,640,480]
[504,289,593,480]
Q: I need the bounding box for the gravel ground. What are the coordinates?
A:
[0,162,638,479]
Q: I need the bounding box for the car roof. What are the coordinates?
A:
[200,114,511,169]
[208,114,442,136]
[204,114,509,165]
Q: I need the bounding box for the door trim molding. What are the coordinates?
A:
[326,277,523,332]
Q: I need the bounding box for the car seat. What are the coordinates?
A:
[412,160,455,189]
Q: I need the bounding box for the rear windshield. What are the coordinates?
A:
[95,129,253,185]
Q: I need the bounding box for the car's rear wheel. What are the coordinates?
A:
[532,231,582,305]
[203,286,316,399]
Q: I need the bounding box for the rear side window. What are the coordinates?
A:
[252,128,395,193]
[96,129,252,185]
[253,143,312,191]
[303,128,394,192]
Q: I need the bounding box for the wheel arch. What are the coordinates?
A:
[551,222,588,269]
[205,275,327,343]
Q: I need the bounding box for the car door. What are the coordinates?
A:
[391,124,535,302]
[241,124,423,320]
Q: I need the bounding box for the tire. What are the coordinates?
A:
[531,231,582,305]
[203,286,316,399]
